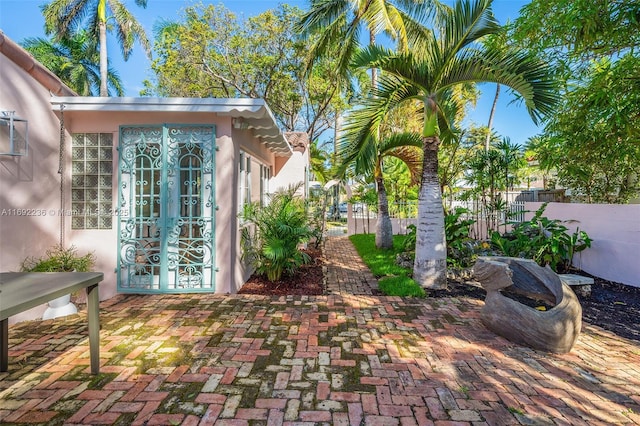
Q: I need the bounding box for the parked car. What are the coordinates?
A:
[338,202,364,213]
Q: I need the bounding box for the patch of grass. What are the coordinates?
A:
[350,233,425,298]
[378,275,425,297]
[349,233,410,277]
[508,406,524,415]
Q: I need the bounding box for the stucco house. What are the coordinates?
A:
[0,32,310,322]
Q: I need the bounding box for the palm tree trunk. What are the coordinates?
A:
[368,28,390,247]
[370,30,377,90]
[375,172,393,249]
[485,84,500,151]
[99,21,108,96]
[413,136,447,289]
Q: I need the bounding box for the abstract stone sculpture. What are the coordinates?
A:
[472,257,582,353]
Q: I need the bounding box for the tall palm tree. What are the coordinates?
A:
[22,31,123,96]
[347,0,558,288]
[42,0,151,96]
[298,0,438,248]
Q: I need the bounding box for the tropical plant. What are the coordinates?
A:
[42,0,150,96]
[444,207,476,268]
[527,55,640,203]
[240,185,312,282]
[309,139,332,184]
[21,245,95,272]
[347,0,558,288]
[299,0,440,250]
[306,184,331,249]
[511,0,640,203]
[339,131,423,248]
[490,203,592,273]
[296,0,434,84]
[22,31,123,96]
[464,137,526,232]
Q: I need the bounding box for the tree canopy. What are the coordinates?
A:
[144,4,348,142]
[22,31,123,96]
[513,0,640,202]
[42,0,150,96]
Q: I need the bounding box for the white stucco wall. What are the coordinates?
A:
[525,202,640,288]
[270,150,308,194]
[347,202,639,288]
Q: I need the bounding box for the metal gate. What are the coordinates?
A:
[117,124,217,293]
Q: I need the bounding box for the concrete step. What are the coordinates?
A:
[559,274,594,297]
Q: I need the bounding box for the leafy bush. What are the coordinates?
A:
[241,185,312,282]
[444,207,477,268]
[490,203,592,273]
[305,187,328,249]
[402,224,417,252]
[21,245,95,272]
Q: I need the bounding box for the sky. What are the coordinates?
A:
[0,0,539,145]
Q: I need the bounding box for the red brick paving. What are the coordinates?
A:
[1,236,639,425]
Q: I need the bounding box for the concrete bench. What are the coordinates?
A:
[559,274,594,297]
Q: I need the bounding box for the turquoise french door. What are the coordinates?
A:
[117,124,217,293]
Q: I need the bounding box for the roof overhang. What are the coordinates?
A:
[50,96,292,156]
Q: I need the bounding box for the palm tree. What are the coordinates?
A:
[309,139,332,184]
[22,31,124,96]
[298,0,438,248]
[348,0,558,288]
[297,0,435,85]
[42,0,151,96]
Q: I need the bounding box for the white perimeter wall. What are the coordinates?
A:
[525,202,640,288]
[347,202,640,288]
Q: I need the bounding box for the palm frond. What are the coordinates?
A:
[296,0,350,34]
[435,47,559,124]
[440,0,499,53]
[42,0,93,38]
[384,143,423,185]
[109,0,151,59]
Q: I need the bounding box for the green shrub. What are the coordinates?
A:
[21,245,95,272]
[378,275,426,297]
[401,207,477,268]
[490,203,592,273]
[241,184,312,282]
[402,224,417,252]
[444,207,476,268]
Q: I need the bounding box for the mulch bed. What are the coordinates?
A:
[239,249,640,342]
[237,247,325,296]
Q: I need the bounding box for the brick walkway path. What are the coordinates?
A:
[324,236,378,295]
[1,236,640,425]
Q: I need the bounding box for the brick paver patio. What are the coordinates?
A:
[1,236,639,425]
